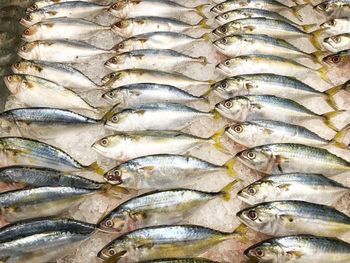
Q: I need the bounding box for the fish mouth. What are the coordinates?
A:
[214,103,232,119]
[104,121,118,131]
[215,64,230,76]
[210,7,220,15]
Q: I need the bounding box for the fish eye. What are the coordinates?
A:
[110,58,118,64]
[108,91,114,97]
[21,46,27,51]
[331,55,341,63]
[23,29,30,35]
[332,36,341,43]
[248,210,258,220]
[220,38,227,44]
[233,125,243,133]
[115,21,122,28]
[328,19,335,26]
[30,4,38,10]
[247,151,256,159]
[220,80,228,88]
[247,186,256,195]
[255,248,264,257]
[105,219,113,227]
[224,60,231,66]
[112,3,119,9]
[100,138,109,146]
[224,100,233,108]
[118,43,124,49]
[108,247,116,256]
[220,26,227,33]
[111,115,119,122]
[25,14,32,21]
[13,63,20,69]
[222,13,228,19]
[6,75,13,82]
[319,2,328,10]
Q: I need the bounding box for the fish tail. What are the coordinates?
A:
[317,66,331,83]
[194,4,208,18]
[209,109,222,120]
[309,28,325,50]
[224,158,237,177]
[220,180,238,201]
[322,111,344,132]
[302,23,317,33]
[196,18,210,29]
[199,32,210,42]
[325,94,339,111]
[309,50,325,63]
[291,4,308,21]
[198,56,209,65]
[210,127,227,151]
[87,161,105,175]
[232,223,249,242]
[331,124,350,149]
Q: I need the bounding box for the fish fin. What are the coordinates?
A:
[224,158,237,177]
[287,251,304,258]
[301,23,317,33]
[210,127,227,151]
[200,32,210,42]
[200,88,212,104]
[310,28,325,50]
[280,214,295,223]
[209,109,222,120]
[101,104,120,122]
[277,183,291,190]
[274,155,287,173]
[87,161,105,175]
[331,124,350,149]
[232,223,249,242]
[291,4,308,21]
[195,4,209,18]
[317,66,332,83]
[325,93,339,111]
[198,56,209,65]
[220,180,238,201]
[196,18,210,29]
[102,184,130,196]
[325,84,343,96]
[322,111,345,132]
[140,166,155,172]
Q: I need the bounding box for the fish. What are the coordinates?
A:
[17,40,115,63]
[27,0,98,11]
[105,49,208,72]
[102,83,206,107]
[215,95,339,131]
[324,33,350,52]
[139,259,218,263]
[104,103,217,132]
[213,18,318,49]
[0,218,95,262]
[323,49,350,68]
[110,17,209,38]
[215,8,302,26]
[102,69,213,92]
[20,1,109,27]
[320,17,350,35]
[103,154,234,189]
[334,123,350,148]
[21,18,111,42]
[244,235,350,263]
[213,34,321,63]
[4,74,100,112]
[236,143,350,175]
[11,61,102,90]
[210,0,305,21]
[237,200,350,237]
[108,0,206,19]
[224,120,345,148]
[0,137,103,173]
[98,181,236,232]
[237,173,350,205]
[0,166,104,191]
[0,186,102,222]
[211,74,338,109]
[97,224,245,261]
[113,32,210,53]
[314,0,350,14]
[0,31,20,49]
[216,55,329,82]
[92,131,222,161]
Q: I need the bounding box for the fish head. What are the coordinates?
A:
[3,74,25,95]
[98,209,129,233]
[215,96,250,120]
[98,239,129,261]
[244,240,283,262]
[320,18,344,33]
[105,55,127,70]
[27,3,40,12]
[314,1,338,14]
[216,58,238,75]
[324,34,350,52]
[225,122,259,146]
[214,35,240,52]
[11,61,32,75]
[92,135,127,159]
[21,25,38,42]
[213,24,230,37]
[102,72,124,85]
[236,203,275,232]
[211,2,233,14]
[19,11,43,27]
[322,52,344,65]
[237,180,272,204]
[108,1,128,17]
[102,89,124,105]
[17,42,38,61]
[105,111,132,131]
[215,11,236,24]
[104,166,124,185]
[113,39,134,53]
[212,77,245,97]
[237,146,272,172]
[111,20,131,37]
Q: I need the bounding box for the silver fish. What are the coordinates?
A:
[102,83,205,107]
[108,0,206,19]
[237,173,350,205]
[20,1,109,27]
[225,120,333,148]
[102,69,213,92]
[320,17,350,35]
[324,33,350,52]
[11,61,101,90]
[105,103,216,132]
[97,224,244,262]
[237,200,350,237]
[103,154,234,189]
[17,40,114,63]
[236,143,350,175]
[111,17,209,38]
[314,0,350,14]
[92,131,216,162]
[113,32,210,53]
[98,181,235,232]
[27,0,98,11]
[139,259,218,263]
[0,137,102,173]
[244,235,350,263]
[105,49,208,72]
[22,18,111,42]
[0,218,95,262]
